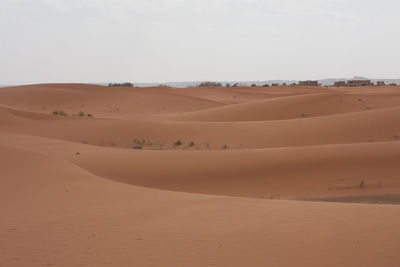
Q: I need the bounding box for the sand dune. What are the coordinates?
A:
[0,84,224,119]
[1,137,400,267]
[1,83,400,266]
[2,133,400,200]
[166,91,400,121]
[2,102,400,149]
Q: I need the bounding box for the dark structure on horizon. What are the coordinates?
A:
[334,81,346,87]
[346,80,373,87]
[299,80,319,87]
[377,81,386,86]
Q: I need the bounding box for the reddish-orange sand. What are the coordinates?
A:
[1,83,400,266]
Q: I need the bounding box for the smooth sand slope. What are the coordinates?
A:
[1,83,400,266]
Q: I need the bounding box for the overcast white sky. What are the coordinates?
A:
[1,0,399,84]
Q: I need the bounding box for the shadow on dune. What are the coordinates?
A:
[301,194,400,205]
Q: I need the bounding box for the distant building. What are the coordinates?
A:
[376,81,386,86]
[346,80,373,87]
[334,81,346,87]
[299,80,319,87]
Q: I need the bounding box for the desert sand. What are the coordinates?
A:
[1,83,400,266]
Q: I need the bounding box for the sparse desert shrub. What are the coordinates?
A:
[78,111,85,117]
[188,141,195,147]
[108,82,134,87]
[360,179,365,189]
[251,84,257,87]
[134,138,145,145]
[223,144,228,149]
[174,140,182,146]
[198,81,222,87]
[87,113,93,117]
[262,84,270,87]
[53,110,68,116]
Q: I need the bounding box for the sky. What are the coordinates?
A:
[0,0,399,84]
